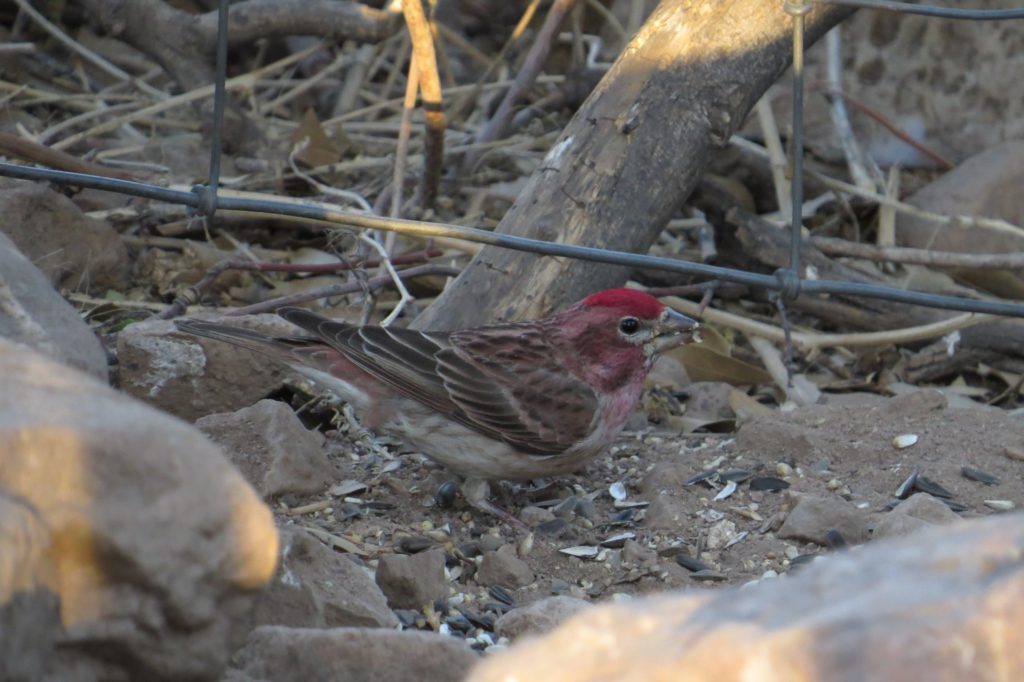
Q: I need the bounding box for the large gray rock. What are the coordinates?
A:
[247,527,397,630]
[0,340,279,681]
[0,233,107,380]
[778,493,869,546]
[197,399,333,499]
[375,550,448,610]
[118,315,291,420]
[0,181,128,290]
[0,492,61,682]
[469,514,1024,682]
[228,626,478,682]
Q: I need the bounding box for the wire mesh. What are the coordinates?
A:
[1,0,1023,320]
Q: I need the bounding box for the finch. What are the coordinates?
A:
[175,288,698,521]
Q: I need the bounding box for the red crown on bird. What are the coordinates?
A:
[580,288,665,319]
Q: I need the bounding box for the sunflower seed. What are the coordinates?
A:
[961,466,999,485]
[600,532,636,548]
[560,545,600,559]
[487,585,515,606]
[690,569,728,582]
[713,480,738,501]
[608,481,628,501]
[914,475,953,499]
[720,469,754,483]
[893,433,919,449]
[749,476,790,492]
[984,499,1015,511]
[685,469,720,486]
[675,554,713,572]
[894,469,919,499]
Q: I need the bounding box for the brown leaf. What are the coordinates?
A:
[667,344,772,386]
[290,108,340,168]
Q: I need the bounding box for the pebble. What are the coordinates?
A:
[519,505,556,527]
[477,545,535,588]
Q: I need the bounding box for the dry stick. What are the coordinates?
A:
[0,132,137,180]
[460,0,577,174]
[401,0,445,209]
[729,136,1022,235]
[446,0,543,123]
[656,292,994,352]
[10,0,167,101]
[160,248,442,319]
[810,85,954,170]
[226,263,461,317]
[52,43,326,151]
[391,56,421,220]
[333,43,378,117]
[811,236,1024,270]
[755,96,792,224]
[824,28,879,192]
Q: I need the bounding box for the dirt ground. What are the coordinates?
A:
[270,383,1024,640]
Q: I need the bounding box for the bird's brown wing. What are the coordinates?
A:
[278,308,597,455]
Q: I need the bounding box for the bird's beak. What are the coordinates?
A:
[652,308,700,353]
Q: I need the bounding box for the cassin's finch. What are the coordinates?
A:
[176,288,698,520]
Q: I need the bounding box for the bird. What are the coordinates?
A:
[175,288,699,524]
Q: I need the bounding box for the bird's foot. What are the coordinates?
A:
[459,478,528,531]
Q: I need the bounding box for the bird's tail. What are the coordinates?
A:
[174,318,310,361]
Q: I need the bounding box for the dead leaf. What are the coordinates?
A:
[667,344,772,386]
[290,108,340,167]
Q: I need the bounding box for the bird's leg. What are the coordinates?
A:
[460,478,528,531]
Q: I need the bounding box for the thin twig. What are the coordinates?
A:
[460,0,577,174]
[755,95,791,223]
[824,28,880,191]
[53,43,326,151]
[0,131,137,180]
[811,235,1024,270]
[11,0,168,100]
[401,0,445,208]
[359,234,414,326]
[658,292,995,352]
[811,85,954,170]
[730,135,1022,235]
[390,55,420,219]
[159,248,442,319]
[226,263,461,317]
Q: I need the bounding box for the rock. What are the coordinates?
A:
[196,399,332,498]
[229,625,478,682]
[520,505,556,527]
[495,596,592,641]
[0,340,278,681]
[118,314,291,420]
[705,519,737,550]
[247,527,397,630]
[873,492,962,540]
[375,550,448,610]
[621,539,657,567]
[639,462,691,495]
[0,233,108,380]
[467,514,1024,682]
[477,545,535,589]
[898,143,1024,250]
[0,492,60,682]
[0,182,128,290]
[681,381,736,421]
[886,389,948,418]
[778,494,868,546]
[735,419,817,463]
[643,495,687,529]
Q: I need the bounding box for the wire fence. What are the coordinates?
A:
[2,0,1024,321]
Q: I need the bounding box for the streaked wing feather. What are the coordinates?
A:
[278,308,598,456]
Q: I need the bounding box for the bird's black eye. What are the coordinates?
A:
[619,317,640,335]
